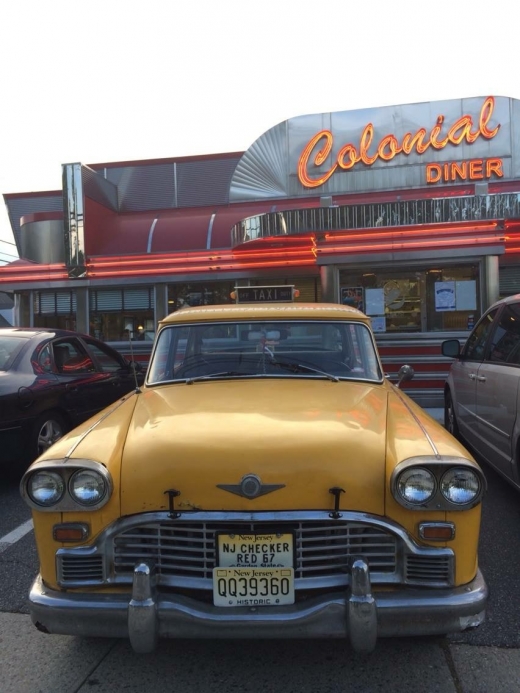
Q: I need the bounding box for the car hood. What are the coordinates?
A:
[113,379,429,516]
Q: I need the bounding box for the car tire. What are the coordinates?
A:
[444,391,460,438]
[31,412,68,460]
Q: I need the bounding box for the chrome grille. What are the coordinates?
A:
[60,554,104,582]
[112,520,397,580]
[406,554,451,584]
[56,511,455,589]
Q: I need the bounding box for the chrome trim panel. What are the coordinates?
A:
[146,218,159,253]
[230,194,509,246]
[62,163,86,278]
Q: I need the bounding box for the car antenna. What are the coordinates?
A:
[127,330,142,394]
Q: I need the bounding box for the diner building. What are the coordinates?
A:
[3,94,520,407]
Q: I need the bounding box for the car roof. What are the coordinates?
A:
[160,302,371,325]
[0,327,88,340]
[493,294,520,306]
[483,294,520,314]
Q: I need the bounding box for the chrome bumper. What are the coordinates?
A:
[29,559,488,654]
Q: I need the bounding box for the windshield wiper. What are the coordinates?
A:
[270,360,339,382]
[185,371,250,384]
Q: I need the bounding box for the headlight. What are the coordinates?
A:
[391,456,486,511]
[28,471,65,507]
[69,469,108,506]
[397,467,436,504]
[21,460,113,512]
[440,468,481,505]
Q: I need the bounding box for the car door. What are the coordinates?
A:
[449,309,498,443]
[51,337,117,425]
[474,302,520,480]
[81,337,139,401]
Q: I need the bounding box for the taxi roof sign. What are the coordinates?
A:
[233,286,297,304]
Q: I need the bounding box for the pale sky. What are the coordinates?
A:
[1,0,518,263]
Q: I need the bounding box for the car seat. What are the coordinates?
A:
[53,345,70,373]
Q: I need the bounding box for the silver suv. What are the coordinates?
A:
[442,294,520,489]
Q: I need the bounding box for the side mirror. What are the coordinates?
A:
[441,339,461,358]
[396,364,414,389]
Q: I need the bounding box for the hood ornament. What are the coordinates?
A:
[217,474,285,500]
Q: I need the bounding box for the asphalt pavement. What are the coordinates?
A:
[1,612,520,693]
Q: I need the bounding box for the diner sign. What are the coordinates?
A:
[229,95,515,202]
[297,97,502,188]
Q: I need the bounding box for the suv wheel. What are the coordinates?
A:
[444,391,460,438]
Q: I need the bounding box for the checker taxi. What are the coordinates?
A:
[21,287,488,653]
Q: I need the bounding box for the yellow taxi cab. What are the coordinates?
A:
[21,286,488,653]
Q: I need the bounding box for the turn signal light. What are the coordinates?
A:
[418,522,455,541]
[53,523,90,542]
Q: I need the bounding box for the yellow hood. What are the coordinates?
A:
[120,379,391,515]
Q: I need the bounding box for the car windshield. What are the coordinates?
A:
[147,320,383,384]
[0,336,27,370]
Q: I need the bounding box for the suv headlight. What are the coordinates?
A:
[396,467,436,504]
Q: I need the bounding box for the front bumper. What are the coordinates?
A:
[29,559,488,654]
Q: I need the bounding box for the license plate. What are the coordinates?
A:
[213,532,295,607]
[216,532,294,568]
[213,567,295,606]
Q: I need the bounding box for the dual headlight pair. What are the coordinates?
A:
[395,463,483,509]
[22,461,111,511]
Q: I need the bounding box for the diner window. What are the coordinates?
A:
[250,277,321,302]
[167,278,320,313]
[33,291,77,331]
[167,282,235,312]
[339,264,480,333]
[89,288,154,342]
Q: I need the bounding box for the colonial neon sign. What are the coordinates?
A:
[297,97,502,188]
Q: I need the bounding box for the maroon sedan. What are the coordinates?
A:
[0,327,143,471]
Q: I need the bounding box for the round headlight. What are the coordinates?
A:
[440,468,481,505]
[397,467,436,504]
[28,471,65,507]
[69,469,107,506]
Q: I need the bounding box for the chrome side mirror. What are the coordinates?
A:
[396,364,414,388]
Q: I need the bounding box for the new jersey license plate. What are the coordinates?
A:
[213,532,295,607]
[213,567,295,606]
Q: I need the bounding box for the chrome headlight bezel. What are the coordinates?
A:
[391,456,486,511]
[21,459,113,512]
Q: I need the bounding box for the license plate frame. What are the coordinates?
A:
[213,532,295,607]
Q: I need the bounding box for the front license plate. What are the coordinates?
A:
[213,532,295,607]
[213,567,295,607]
[217,532,294,568]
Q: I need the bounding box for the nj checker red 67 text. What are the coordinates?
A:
[221,534,291,566]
